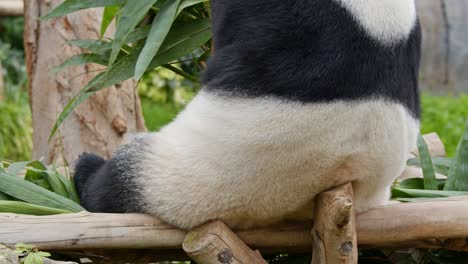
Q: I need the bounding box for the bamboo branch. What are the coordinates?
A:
[0,1,23,16]
[183,220,268,264]
[312,184,357,264]
[1,197,468,254]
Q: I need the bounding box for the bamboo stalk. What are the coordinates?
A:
[183,220,268,264]
[0,1,23,16]
[311,183,357,264]
[1,197,468,253]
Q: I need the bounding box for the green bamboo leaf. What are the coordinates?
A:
[27,161,48,171]
[177,0,207,16]
[407,156,453,176]
[68,40,112,53]
[52,54,109,73]
[109,0,159,67]
[135,0,181,79]
[0,192,10,201]
[398,178,445,190]
[49,19,211,139]
[391,187,468,199]
[101,5,121,38]
[444,119,468,191]
[6,161,30,175]
[417,134,438,190]
[42,0,127,20]
[45,171,70,198]
[69,25,151,53]
[48,73,104,140]
[25,169,51,191]
[0,171,84,212]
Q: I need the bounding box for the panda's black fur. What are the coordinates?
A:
[204,0,421,118]
[75,0,422,229]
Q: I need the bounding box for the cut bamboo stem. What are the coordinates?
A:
[311,183,357,264]
[1,197,468,253]
[0,1,23,16]
[183,220,268,264]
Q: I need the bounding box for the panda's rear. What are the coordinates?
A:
[75,0,421,230]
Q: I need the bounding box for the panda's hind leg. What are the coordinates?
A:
[73,151,145,214]
[74,153,106,195]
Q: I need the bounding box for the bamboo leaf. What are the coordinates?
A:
[45,171,70,198]
[52,54,109,73]
[101,5,121,38]
[177,0,207,16]
[0,192,10,200]
[417,134,438,190]
[135,0,181,79]
[398,178,445,190]
[42,0,127,20]
[6,161,30,175]
[444,118,468,191]
[391,187,468,199]
[49,19,211,139]
[0,171,84,212]
[109,0,159,67]
[407,156,453,176]
[0,201,71,216]
[68,40,112,53]
[48,73,104,140]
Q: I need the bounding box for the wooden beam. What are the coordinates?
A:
[0,1,23,16]
[1,197,468,255]
[183,220,268,264]
[312,184,357,264]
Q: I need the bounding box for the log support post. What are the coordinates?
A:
[311,183,358,264]
[183,220,268,264]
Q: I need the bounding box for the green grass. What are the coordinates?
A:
[141,98,184,131]
[420,93,468,156]
[0,102,32,161]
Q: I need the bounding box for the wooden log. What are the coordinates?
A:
[0,1,23,16]
[183,220,268,264]
[311,184,357,264]
[2,197,468,256]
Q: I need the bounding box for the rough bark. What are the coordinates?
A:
[183,220,268,264]
[0,0,23,16]
[416,0,468,94]
[24,0,146,165]
[311,184,357,264]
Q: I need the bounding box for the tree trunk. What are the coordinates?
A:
[416,0,468,94]
[24,0,146,165]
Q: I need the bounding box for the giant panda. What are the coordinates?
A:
[74,0,421,230]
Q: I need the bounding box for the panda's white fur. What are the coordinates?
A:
[74,0,422,230]
[333,0,417,44]
[134,91,419,229]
